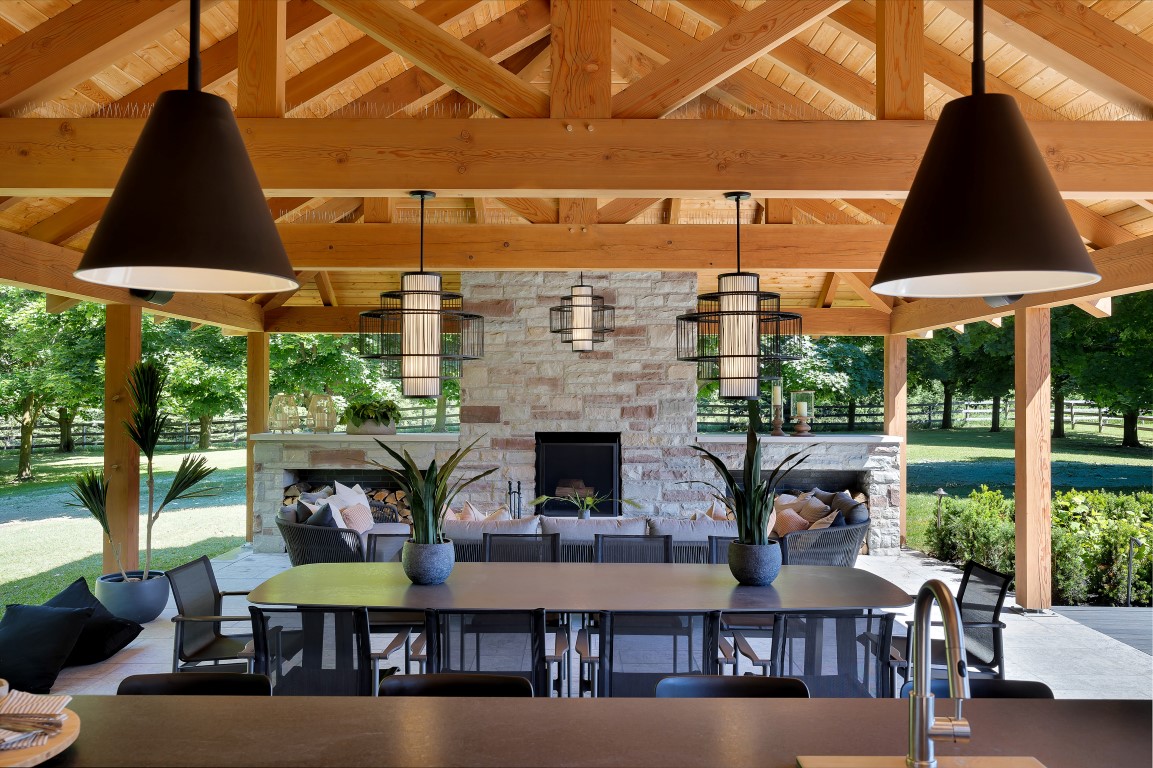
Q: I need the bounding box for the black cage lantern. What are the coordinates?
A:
[358,192,483,398]
[676,193,802,400]
[549,274,616,351]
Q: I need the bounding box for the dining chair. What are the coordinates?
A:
[655,674,810,699]
[379,672,533,697]
[166,555,253,674]
[428,608,550,696]
[594,534,674,564]
[597,610,721,697]
[483,532,560,563]
[117,672,272,696]
[899,677,1053,699]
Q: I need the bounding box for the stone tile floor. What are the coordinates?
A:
[50,547,1153,699]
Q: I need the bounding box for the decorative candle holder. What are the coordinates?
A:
[306,394,338,433]
[268,394,299,433]
[790,390,815,437]
[792,413,812,436]
[770,404,786,437]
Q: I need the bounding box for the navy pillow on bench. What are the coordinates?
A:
[0,604,92,693]
[45,577,143,666]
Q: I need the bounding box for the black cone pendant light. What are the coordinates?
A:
[871,0,1100,299]
[75,0,297,294]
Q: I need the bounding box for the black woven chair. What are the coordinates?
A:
[594,534,673,564]
[483,533,560,562]
[249,606,379,696]
[379,672,533,697]
[166,556,253,674]
[779,521,869,566]
[655,674,810,699]
[117,672,271,696]
[899,678,1053,699]
[276,517,363,565]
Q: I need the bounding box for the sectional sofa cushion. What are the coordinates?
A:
[540,516,647,542]
[647,516,738,542]
[443,516,541,542]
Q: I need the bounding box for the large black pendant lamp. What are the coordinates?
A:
[871,0,1100,299]
[358,191,484,398]
[75,0,297,294]
[676,192,802,400]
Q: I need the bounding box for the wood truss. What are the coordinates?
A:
[0,0,1150,334]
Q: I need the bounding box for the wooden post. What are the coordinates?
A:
[246,333,270,543]
[876,0,925,120]
[103,304,141,572]
[1014,307,1052,610]
[884,335,908,545]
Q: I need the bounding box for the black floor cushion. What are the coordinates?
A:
[45,577,143,666]
[0,604,93,693]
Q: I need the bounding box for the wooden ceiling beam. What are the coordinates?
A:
[315,271,339,307]
[843,199,903,225]
[1073,296,1112,318]
[265,305,891,336]
[255,271,316,311]
[1063,201,1136,249]
[317,0,549,118]
[277,223,892,271]
[45,294,81,314]
[889,235,1153,334]
[611,0,847,118]
[942,0,1153,119]
[836,271,893,314]
[3,118,1151,198]
[791,199,860,225]
[816,273,839,308]
[876,0,924,120]
[237,0,287,119]
[494,198,559,224]
[597,198,663,224]
[0,229,262,331]
[23,198,108,245]
[672,0,876,113]
[826,3,1064,121]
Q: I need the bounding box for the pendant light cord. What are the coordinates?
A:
[735,196,742,273]
[419,192,426,274]
[188,0,202,92]
[972,0,985,96]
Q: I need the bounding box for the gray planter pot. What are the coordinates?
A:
[346,419,396,435]
[401,540,455,585]
[727,541,782,587]
[94,570,170,623]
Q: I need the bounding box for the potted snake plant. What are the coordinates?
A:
[367,437,495,585]
[690,402,806,586]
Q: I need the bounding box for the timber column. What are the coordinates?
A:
[103,304,141,572]
[246,333,270,542]
[884,335,909,545]
[1015,307,1052,610]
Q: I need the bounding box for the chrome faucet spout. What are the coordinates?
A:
[907,579,971,768]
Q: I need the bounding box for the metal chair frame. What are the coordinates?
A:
[166,555,253,674]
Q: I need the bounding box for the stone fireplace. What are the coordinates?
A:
[535,432,622,516]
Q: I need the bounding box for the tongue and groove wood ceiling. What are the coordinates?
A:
[0,0,1149,335]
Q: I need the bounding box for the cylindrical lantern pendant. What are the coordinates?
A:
[401,271,443,398]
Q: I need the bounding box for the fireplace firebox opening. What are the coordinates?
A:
[535,432,622,517]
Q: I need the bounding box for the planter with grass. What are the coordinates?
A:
[342,399,403,435]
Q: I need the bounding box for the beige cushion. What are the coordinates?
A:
[339,503,375,534]
[443,516,541,542]
[774,507,810,536]
[708,499,733,520]
[334,482,371,513]
[648,516,738,542]
[808,510,839,531]
[773,493,799,511]
[797,496,833,524]
[455,502,486,522]
[461,501,512,522]
[540,516,647,542]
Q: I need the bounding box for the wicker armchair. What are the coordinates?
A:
[779,521,869,566]
[276,518,364,565]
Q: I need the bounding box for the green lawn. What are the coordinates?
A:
[0,447,248,613]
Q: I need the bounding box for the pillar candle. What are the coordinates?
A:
[797,400,808,417]
[772,384,782,407]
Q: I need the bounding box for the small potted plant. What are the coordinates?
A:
[366,437,495,585]
[342,398,403,435]
[70,360,216,623]
[690,402,806,586]
[529,491,640,520]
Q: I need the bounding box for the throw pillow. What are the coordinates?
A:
[807,487,837,505]
[0,604,93,692]
[44,578,143,667]
[457,502,487,522]
[830,511,847,528]
[797,496,833,524]
[484,505,512,522]
[305,504,339,528]
[808,510,840,530]
[339,503,375,535]
[773,493,799,512]
[773,508,810,537]
[707,499,733,521]
[334,482,372,514]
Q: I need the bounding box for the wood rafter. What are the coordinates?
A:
[1074,296,1111,318]
[836,271,892,314]
[23,198,108,245]
[317,0,549,118]
[816,272,839,308]
[255,271,315,311]
[237,0,287,119]
[1064,201,1136,249]
[45,294,80,314]
[315,271,339,307]
[495,198,558,224]
[5,119,1149,198]
[844,199,902,225]
[598,198,663,224]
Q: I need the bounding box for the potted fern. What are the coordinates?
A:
[690,402,806,586]
[367,437,495,584]
[72,360,216,623]
[342,398,403,435]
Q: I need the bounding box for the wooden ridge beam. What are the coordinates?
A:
[265,304,890,336]
[3,119,1152,198]
[317,0,548,118]
[0,229,263,331]
[889,235,1153,334]
[277,223,892,271]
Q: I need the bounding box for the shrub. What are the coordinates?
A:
[926,486,1015,576]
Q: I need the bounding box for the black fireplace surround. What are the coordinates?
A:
[535,432,622,517]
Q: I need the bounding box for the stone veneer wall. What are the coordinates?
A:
[455,271,706,518]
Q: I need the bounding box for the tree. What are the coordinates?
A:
[1057,291,1153,447]
[157,323,247,449]
[0,289,105,479]
[955,320,1015,432]
[785,336,883,430]
[908,332,966,429]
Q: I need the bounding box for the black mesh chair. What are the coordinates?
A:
[429,608,550,696]
[379,672,533,697]
[708,535,732,565]
[594,534,673,564]
[899,678,1053,699]
[598,610,720,697]
[117,672,272,696]
[249,606,380,696]
[891,560,1013,689]
[166,556,253,674]
[655,674,810,699]
[367,532,408,563]
[483,533,561,562]
[276,518,363,565]
[779,521,869,566]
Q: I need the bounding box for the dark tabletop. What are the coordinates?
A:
[50,696,1151,768]
[246,563,914,612]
